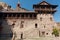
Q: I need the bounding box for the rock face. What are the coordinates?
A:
[0,2,8,10]
[0,1,59,40]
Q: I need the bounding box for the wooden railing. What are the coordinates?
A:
[35,8,56,11]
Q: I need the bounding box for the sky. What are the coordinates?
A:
[0,0,60,22]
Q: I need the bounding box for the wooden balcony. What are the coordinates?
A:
[35,8,56,12]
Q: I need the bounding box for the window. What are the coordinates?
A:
[21,21,24,24]
[21,33,23,39]
[39,31,40,37]
[50,17,52,21]
[12,21,16,28]
[42,32,45,37]
[40,17,42,21]
[42,31,45,35]
[20,21,24,28]
[41,6,45,9]
[12,23,15,28]
[46,33,48,35]
[44,25,45,28]
[35,23,37,28]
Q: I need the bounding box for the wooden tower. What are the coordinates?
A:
[33,1,58,14]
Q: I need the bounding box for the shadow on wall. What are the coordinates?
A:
[0,19,13,40]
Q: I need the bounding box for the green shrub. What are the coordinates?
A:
[52,28,59,37]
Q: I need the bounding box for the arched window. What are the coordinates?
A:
[35,23,37,28]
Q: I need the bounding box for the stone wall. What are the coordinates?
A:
[1,13,58,40]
